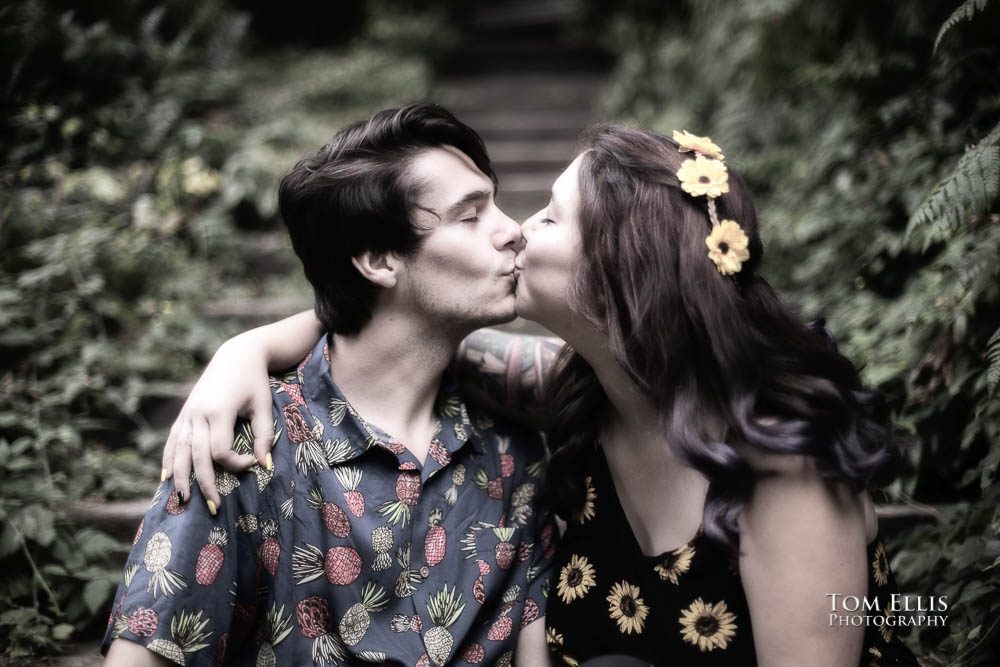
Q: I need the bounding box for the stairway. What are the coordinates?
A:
[59,3,939,661]
[59,15,613,663]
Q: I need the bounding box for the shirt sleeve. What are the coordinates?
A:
[508,430,559,628]
[101,419,269,666]
[520,498,558,623]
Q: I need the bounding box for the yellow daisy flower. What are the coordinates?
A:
[679,597,738,652]
[872,542,890,587]
[867,646,883,667]
[545,626,564,647]
[672,130,724,160]
[556,554,597,604]
[563,657,580,667]
[573,476,596,524]
[606,581,650,635]
[705,220,751,275]
[676,155,729,198]
[653,543,695,585]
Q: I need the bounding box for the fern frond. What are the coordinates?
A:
[935,0,992,53]
[906,144,1000,249]
[982,119,1000,148]
[955,240,1000,291]
[987,327,1000,395]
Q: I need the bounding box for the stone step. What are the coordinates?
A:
[485,137,578,169]
[496,170,560,194]
[873,501,945,539]
[68,489,943,545]
[237,230,295,275]
[51,641,103,666]
[136,380,193,432]
[438,43,611,74]
[456,109,594,140]
[66,499,150,541]
[497,191,550,220]
[200,295,312,322]
[436,73,605,112]
[470,0,584,29]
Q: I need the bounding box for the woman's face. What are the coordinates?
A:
[514,153,586,333]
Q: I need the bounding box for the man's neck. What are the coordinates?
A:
[328,310,464,464]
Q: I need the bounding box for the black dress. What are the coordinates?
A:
[544,445,919,666]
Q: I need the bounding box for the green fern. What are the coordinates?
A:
[987,327,1000,395]
[935,0,993,53]
[905,123,1000,249]
[956,239,1000,291]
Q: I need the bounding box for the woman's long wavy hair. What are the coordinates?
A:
[543,125,906,551]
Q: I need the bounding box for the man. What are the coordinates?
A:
[104,104,555,666]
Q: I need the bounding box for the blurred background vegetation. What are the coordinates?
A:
[1,0,997,664]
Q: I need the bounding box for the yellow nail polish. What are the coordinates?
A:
[160,468,167,482]
[207,500,218,516]
[265,453,274,471]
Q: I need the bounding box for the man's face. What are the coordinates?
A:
[394,146,520,333]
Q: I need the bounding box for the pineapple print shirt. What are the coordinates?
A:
[545,445,919,666]
[102,337,557,666]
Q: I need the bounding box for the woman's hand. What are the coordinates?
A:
[160,310,324,511]
[161,335,275,512]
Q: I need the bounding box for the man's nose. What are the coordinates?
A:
[493,208,521,249]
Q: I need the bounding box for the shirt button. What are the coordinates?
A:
[420,566,430,578]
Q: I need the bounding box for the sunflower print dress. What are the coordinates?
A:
[544,445,919,666]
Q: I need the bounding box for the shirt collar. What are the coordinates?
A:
[296,336,483,466]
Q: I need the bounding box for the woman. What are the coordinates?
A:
[162,125,917,665]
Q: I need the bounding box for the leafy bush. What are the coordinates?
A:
[589,0,999,663]
[0,0,439,659]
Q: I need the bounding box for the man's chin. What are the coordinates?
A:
[482,308,518,327]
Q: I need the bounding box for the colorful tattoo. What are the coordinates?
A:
[455,329,564,421]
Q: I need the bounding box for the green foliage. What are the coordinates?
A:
[0,0,439,659]
[594,0,999,662]
[935,0,993,52]
[988,328,1000,395]
[906,125,1000,250]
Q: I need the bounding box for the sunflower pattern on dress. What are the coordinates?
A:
[678,598,737,652]
[545,444,919,666]
[556,554,597,604]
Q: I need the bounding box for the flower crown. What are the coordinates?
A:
[672,130,750,276]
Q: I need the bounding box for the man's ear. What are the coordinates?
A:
[352,250,401,288]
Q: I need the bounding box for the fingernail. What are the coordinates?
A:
[265,453,274,471]
[160,468,167,482]
[207,500,218,516]
[176,490,185,505]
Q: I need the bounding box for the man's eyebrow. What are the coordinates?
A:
[444,188,493,219]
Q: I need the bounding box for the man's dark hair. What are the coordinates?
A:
[278,103,496,335]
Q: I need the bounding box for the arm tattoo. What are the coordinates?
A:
[456,328,565,419]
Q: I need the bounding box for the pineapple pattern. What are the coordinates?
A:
[255,604,293,667]
[339,581,389,646]
[147,609,212,664]
[424,585,466,666]
[103,337,555,665]
[194,526,228,585]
